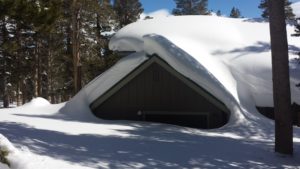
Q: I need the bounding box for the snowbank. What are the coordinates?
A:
[1,98,49,109]
[139,9,172,20]
[0,134,29,169]
[292,2,300,17]
[22,97,50,107]
[109,15,300,108]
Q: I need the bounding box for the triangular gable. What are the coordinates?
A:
[90,54,229,114]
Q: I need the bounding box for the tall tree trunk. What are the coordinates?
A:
[15,23,22,106]
[48,39,54,103]
[41,48,49,99]
[34,38,39,97]
[16,82,21,106]
[269,0,293,155]
[21,77,26,104]
[3,58,9,108]
[2,20,9,108]
[96,15,107,67]
[36,38,43,97]
[72,0,82,94]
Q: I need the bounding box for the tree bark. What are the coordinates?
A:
[269,0,293,155]
[71,0,82,94]
[2,51,9,108]
[15,23,22,106]
[2,19,9,108]
[48,39,54,103]
[33,38,39,97]
[37,40,42,97]
[16,81,21,106]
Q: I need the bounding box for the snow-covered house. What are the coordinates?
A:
[90,54,230,129]
[83,15,300,129]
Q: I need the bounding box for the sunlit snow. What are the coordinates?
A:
[0,15,300,169]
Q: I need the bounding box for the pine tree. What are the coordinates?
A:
[197,0,209,15]
[33,1,63,98]
[259,0,295,20]
[113,0,144,29]
[0,0,63,104]
[230,7,241,18]
[0,18,12,108]
[292,19,300,37]
[216,10,221,16]
[0,0,120,105]
[0,0,29,107]
[80,0,118,85]
[172,0,210,15]
[0,0,13,107]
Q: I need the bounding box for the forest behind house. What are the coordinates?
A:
[0,0,143,107]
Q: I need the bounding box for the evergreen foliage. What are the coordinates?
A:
[0,149,9,167]
[113,0,144,29]
[0,0,137,105]
[292,19,300,37]
[258,0,295,20]
[230,7,241,18]
[216,10,221,16]
[172,0,210,15]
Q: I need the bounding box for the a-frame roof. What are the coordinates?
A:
[90,54,230,114]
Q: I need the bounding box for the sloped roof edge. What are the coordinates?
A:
[90,54,230,113]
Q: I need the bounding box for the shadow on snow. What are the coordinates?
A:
[0,122,299,168]
[212,41,300,59]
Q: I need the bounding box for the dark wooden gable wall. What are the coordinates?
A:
[92,56,229,128]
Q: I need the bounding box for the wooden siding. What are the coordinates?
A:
[93,62,228,128]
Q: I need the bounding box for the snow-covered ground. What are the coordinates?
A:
[292,1,300,17]
[0,102,17,109]
[0,15,300,169]
[0,98,300,169]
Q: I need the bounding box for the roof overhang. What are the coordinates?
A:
[90,54,230,114]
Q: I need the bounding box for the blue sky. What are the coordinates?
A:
[140,0,300,18]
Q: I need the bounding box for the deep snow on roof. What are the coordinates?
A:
[0,15,300,169]
[108,15,300,108]
[80,15,300,141]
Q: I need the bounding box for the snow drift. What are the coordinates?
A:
[1,15,300,169]
[292,1,300,17]
[107,15,300,119]
[139,9,171,20]
[0,134,30,169]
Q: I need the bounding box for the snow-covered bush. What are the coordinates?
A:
[0,148,10,167]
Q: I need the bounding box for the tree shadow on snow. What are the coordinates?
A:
[212,41,300,59]
[242,18,267,23]
[0,122,299,168]
[4,35,300,168]
[242,18,296,26]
